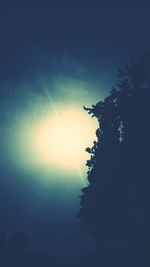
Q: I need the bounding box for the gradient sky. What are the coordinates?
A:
[0,2,150,257]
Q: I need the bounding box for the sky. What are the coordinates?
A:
[0,1,150,259]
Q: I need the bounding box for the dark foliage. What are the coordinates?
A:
[78,55,150,266]
[0,231,69,267]
[0,231,92,267]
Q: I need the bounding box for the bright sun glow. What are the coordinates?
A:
[9,105,98,182]
[34,108,97,170]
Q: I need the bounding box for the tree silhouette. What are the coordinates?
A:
[78,55,150,266]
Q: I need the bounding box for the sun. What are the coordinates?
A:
[10,106,98,176]
[34,108,97,170]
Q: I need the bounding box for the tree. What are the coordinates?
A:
[78,55,150,266]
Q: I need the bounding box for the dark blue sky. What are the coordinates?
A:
[0,1,150,259]
[0,2,150,83]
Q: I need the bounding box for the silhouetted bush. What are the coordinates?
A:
[78,54,150,266]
